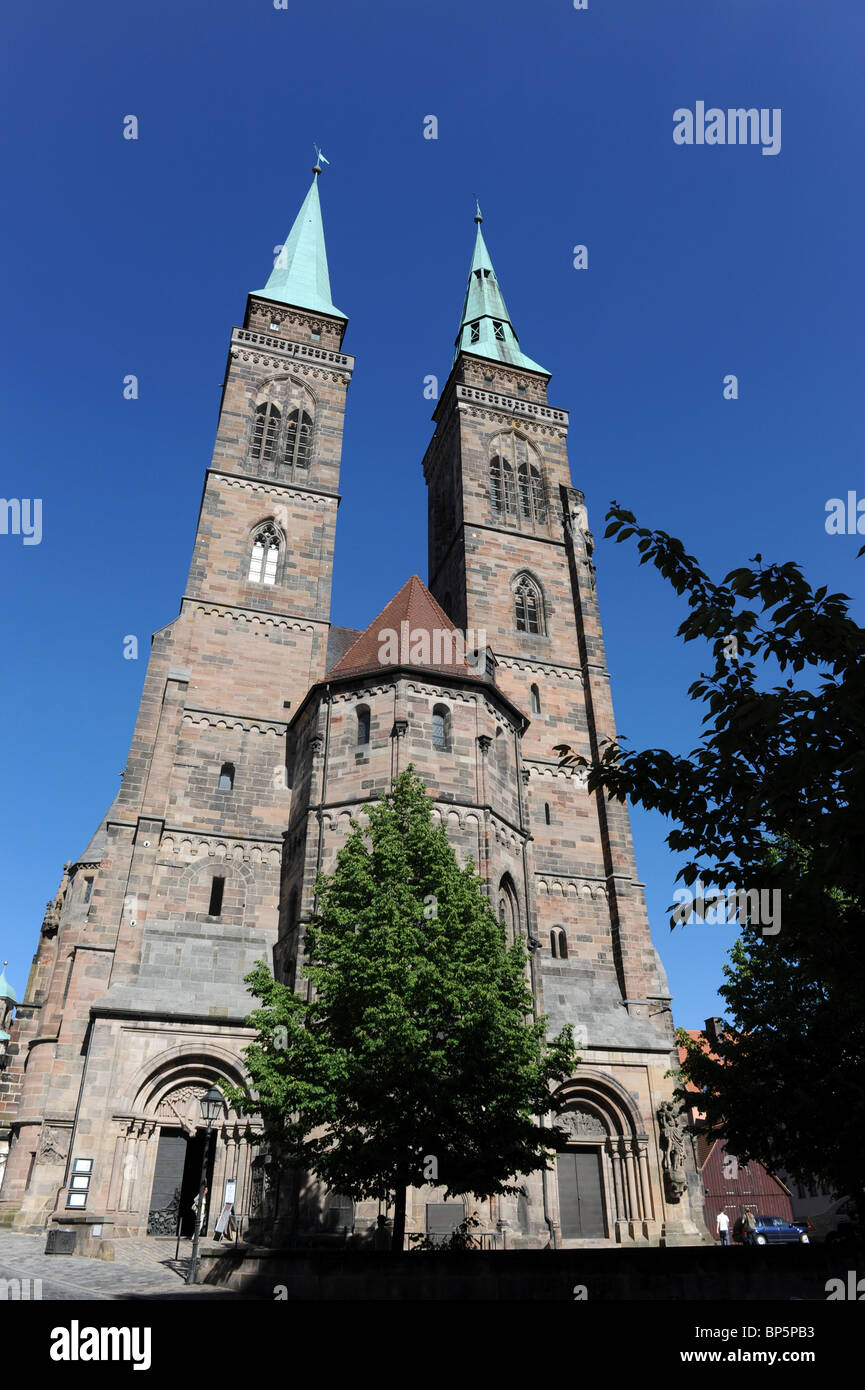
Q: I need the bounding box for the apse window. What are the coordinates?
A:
[208,876,225,917]
[432,705,451,751]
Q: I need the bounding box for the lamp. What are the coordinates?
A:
[200,1085,224,1125]
[186,1084,225,1284]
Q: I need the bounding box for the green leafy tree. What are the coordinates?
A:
[225,767,576,1250]
[556,505,865,1213]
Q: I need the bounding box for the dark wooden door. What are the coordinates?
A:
[147,1129,186,1236]
[556,1149,605,1238]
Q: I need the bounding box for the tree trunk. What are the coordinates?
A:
[392,1177,407,1252]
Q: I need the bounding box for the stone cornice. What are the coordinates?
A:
[206,468,340,504]
[326,675,520,729]
[536,873,609,898]
[454,382,568,427]
[310,794,530,847]
[160,826,283,847]
[496,655,584,683]
[180,710,287,737]
[180,597,320,633]
[231,328,353,379]
[181,705,289,735]
[524,760,589,783]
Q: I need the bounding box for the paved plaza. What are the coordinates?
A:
[0,1230,240,1300]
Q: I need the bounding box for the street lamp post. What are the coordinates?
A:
[186,1085,224,1286]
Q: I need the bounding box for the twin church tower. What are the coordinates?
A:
[0,166,705,1247]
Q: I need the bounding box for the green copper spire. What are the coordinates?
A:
[253,160,346,320]
[0,962,16,1004]
[0,962,14,1043]
[453,203,547,374]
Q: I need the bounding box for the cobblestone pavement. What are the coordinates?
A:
[0,1230,238,1300]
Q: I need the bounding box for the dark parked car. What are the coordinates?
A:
[734,1214,810,1245]
[809,1196,860,1246]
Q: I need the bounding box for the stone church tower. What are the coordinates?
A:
[0,171,705,1248]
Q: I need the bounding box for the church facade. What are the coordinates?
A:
[0,168,706,1248]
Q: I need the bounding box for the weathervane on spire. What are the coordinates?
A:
[473,195,483,224]
[313,143,331,175]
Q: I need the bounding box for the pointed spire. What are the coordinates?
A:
[253,161,346,320]
[0,962,17,1005]
[453,203,547,374]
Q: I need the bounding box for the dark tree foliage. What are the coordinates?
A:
[556,505,865,1212]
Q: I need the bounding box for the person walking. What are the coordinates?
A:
[716,1208,731,1246]
[743,1209,758,1246]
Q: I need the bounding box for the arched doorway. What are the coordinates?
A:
[108,1050,259,1240]
[552,1074,657,1244]
[146,1086,221,1237]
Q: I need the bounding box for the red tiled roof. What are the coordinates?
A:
[326,575,484,682]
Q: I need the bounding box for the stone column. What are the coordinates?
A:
[391,683,408,781]
[106,1130,127,1211]
[608,1138,626,1231]
[130,1121,157,1231]
[477,737,492,895]
[624,1142,642,1239]
[118,1123,139,1212]
[624,1145,637,1210]
[636,1138,654,1223]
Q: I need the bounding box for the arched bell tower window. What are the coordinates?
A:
[356,705,371,746]
[248,523,281,585]
[489,435,545,527]
[518,461,546,524]
[530,683,541,713]
[514,574,545,635]
[490,455,517,521]
[251,401,281,464]
[550,926,568,959]
[284,408,313,472]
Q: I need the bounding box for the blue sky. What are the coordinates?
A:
[1,0,862,1026]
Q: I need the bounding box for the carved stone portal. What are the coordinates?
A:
[156,1084,209,1137]
[561,1109,606,1140]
